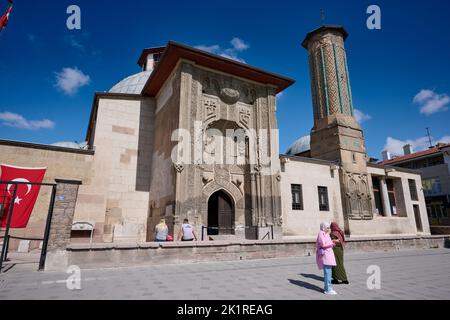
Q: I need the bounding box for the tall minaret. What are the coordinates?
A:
[302,26,373,225]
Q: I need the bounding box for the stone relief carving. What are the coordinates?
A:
[201,74,256,105]
[202,172,214,186]
[204,98,218,122]
[219,88,240,105]
[174,163,184,173]
[214,165,231,183]
[344,171,373,220]
[231,176,244,195]
[239,107,251,129]
[240,85,257,105]
[276,215,283,227]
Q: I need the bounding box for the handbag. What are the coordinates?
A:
[166,234,173,241]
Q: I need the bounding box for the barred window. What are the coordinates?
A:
[291,184,303,211]
[318,186,329,211]
[408,179,418,201]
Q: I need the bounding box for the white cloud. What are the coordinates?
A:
[286,135,311,155]
[383,135,450,156]
[413,89,449,115]
[230,37,249,51]
[55,67,90,96]
[354,109,372,124]
[0,111,55,130]
[438,136,450,144]
[195,37,249,63]
[195,45,220,53]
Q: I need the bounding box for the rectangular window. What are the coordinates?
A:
[423,178,442,195]
[413,205,423,232]
[372,177,384,215]
[291,184,303,211]
[431,205,437,218]
[443,206,449,218]
[408,179,418,201]
[386,179,397,215]
[436,205,443,218]
[318,186,329,211]
[153,53,162,63]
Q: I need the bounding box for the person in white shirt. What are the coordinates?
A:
[177,219,197,241]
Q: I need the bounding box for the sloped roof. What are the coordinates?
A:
[379,144,450,165]
[141,41,295,96]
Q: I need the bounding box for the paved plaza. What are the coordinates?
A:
[0,249,449,300]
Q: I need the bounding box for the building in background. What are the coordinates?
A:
[379,143,450,234]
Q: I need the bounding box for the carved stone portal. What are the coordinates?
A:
[344,172,373,220]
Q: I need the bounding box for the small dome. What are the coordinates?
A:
[109,71,151,94]
[286,135,311,155]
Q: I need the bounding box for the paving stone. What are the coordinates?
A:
[1,249,450,300]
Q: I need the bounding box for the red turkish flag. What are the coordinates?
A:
[0,164,46,229]
[0,2,13,31]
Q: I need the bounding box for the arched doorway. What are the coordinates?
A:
[208,190,235,236]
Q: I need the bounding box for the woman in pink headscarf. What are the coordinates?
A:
[316,222,338,295]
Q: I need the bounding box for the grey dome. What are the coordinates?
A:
[109,71,151,94]
[286,135,311,155]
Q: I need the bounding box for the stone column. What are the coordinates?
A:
[45,179,82,271]
[379,177,392,217]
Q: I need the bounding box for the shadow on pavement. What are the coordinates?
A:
[288,279,324,293]
[300,273,324,282]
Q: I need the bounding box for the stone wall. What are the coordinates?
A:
[56,235,450,271]
[167,62,284,240]
[147,67,181,239]
[359,165,431,236]
[43,179,81,271]
[47,180,81,250]
[280,156,344,237]
[0,141,93,249]
[76,95,155,243]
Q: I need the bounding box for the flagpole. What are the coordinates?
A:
[0,184,17,272]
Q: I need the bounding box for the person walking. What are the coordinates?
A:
[330,222,349,284]
[177,218,197,242]
[316,222,338,295]
[154,219,168,242]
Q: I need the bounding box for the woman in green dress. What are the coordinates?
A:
[330,222,349,284]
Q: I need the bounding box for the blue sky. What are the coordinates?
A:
[0,0,449,159]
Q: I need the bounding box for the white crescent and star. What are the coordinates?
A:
[6,178,32,205]
[7,178,31,196]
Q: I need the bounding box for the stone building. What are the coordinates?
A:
[0,25,430,249]
[283,26,430,238]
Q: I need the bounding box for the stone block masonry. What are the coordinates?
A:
[45,179,82,270]
[51,235,450,271]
